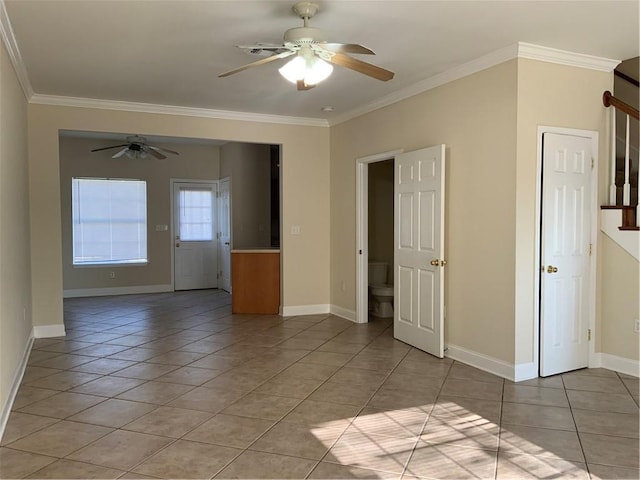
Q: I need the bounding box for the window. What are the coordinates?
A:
[178,188,213,241]
[72,178,147,265]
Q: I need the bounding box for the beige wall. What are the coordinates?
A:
[220,142,272,249]
[368,160,394,284]
[28,104,330,327]
[59,136,220,291]
[331,60,518,363]
[599,235,639,361]
[0,40,31,416]
[514,59,613,365]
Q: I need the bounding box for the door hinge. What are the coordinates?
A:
[589,243,592,256]
[588,329,592,341]
[591,158,594,170]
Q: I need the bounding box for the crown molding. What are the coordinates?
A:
[0,0,33,100]
[329,42,620,126]
[29,94,330,128]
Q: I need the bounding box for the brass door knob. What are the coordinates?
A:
[547,265,558,273]
[176,243,180,247]
[430,259,440,266]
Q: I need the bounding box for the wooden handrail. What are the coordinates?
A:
[603,91,639,120]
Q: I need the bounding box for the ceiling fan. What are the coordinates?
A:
[219,1,395,90]
[90,136,179,160]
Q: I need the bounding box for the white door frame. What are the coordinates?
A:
[535,126,599,374]
[170,178,219,291]
[356,149,404,324]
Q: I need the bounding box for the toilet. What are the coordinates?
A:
[368,261,394,318]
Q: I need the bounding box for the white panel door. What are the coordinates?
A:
[173,181,218,291]
[540,133,592,376]
[394,145,446,358]
[218,178,232,293]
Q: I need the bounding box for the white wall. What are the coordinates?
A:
[0,38,32,425]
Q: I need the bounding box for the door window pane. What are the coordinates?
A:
[179,188,213,241]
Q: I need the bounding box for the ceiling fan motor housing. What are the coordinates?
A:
[284,26,325,45]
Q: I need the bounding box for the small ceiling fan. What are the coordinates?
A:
[219,1,395,90]
[90,135,179,160]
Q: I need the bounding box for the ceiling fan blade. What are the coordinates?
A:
[148,145,179,156]
[329,52,395,81]
[219,50,295,78]
[296,80,315,91]
[91,144,129,152]
[322,43,375,55]
[144,146,166,160]
[236,44,286,51]
[112,147,129,159]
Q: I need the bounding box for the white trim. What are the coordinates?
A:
[446,343,516,381]
[0,0,33,99]
[355,150,403,324]
[514,362,538,382]
[33,324,65,338]
[63,284,173,298]
[330,304,356,322]
[330,42,619,126]
[0,332,33,441]
[281,304,330,317]
[591,352,640,378]
[29,94,329,128]
[535,127,599,376]
[517,42,620,72]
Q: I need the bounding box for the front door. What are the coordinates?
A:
[173,181,218,291]
[540,133,593,376]
[394,145,446,358]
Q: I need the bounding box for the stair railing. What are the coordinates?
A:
[603,90,639,226]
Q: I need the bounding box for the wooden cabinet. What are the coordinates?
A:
[231,250,280,314]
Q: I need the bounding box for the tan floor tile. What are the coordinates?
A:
[0,412,58,446]
[448,362,505,384]
[395,358,452,377]
[71,344,130,357]
[299,351,354,367]
[499,425,585,462]
[146,350,207,365]
[201,370,270,392]
[132,439,241,478]
[431,395,502,424]
[68,398,157,427]
[107,347,161,362]
[184,413,275,448]
[22,366,62,382]
[326,431,417,474]
[316,341,365,355]
[440,378,504,402]
[368,386,438,412]
[501,402,575,430]
[404,442,497,479]
[29,354,95,369]
[24,370,103,391]
[507,375,564,389]
[123,406,212,437]
[421,414,500,451]
[250,421,345,460]
[588,463,640,479]
[580,433,640,468]
[351,407,428,438]
[309,380,379,406]
[382,371,446,394]
[168,385,246,412]
[10,386,59,410]
[279,362,340,381]
[345,355,400,373]
[70,358,136,374]
[496,452,588,479]
[25,458,124,479]
[0,447,56,479]
[567,389,638,414]
[70,375,145,397]
[187,353,244,370]
[17,391,105,418]
[282,399,360,427]
[111,362,179,380]
[254,374,324,398]
[329,367,388,387]
[502,384,569,407]
[116,380,193,404]
[67,430,173,470]
[6,420,112,457]
[27,351,64,366]
[308,461,397,479]
[573,409,639,437]
[214,449,317,479]
[222,392,301,420]
[154,365,223,385]
[562,374,628,394]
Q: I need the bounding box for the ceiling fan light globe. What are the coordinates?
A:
[304,57,332,85]
[279,56,307,83]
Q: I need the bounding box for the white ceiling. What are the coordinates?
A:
[3,0,639,123]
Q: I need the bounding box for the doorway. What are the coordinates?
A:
[537,127,598,377]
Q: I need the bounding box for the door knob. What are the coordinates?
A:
[224,242,230,245]
[176,243,180,248]
[430,259,440,266]
[547,265,558,273]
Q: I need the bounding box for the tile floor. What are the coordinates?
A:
[1,290,638,479]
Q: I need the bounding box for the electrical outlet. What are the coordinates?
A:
[634,319,640,333]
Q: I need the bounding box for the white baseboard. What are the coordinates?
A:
[281,304,330,317]
[0,332,34,442]
[591,352,639,378]
[33,324,66,338]
[330,304,356,322]
[63,284,173,298]
[446,343,517,381]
